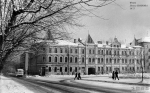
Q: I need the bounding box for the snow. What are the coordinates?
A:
[0,75,59,93]
[139,37,150,43]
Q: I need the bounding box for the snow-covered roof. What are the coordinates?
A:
[139,37,150,43]
[55,40,79,46]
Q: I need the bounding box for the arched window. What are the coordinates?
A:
[114,59,116,63]
[54,67,57,72]
[49,57,51,62]
[70,57,73,63]
[110,58,112,63]
[60,48,63,53]
[106,58,108,63]
[60,57,63,62]
[92,58,95,63]
[98,58,100,63]
[55,57,57,62]
[75,57,78,63]
[65,57,68,62]
[101,58,103,63]
[89,58,91,63]
[122,59,124,63]
[109,51,111,55]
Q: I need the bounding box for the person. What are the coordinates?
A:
[74,72,78,80]
[112,71,115,80]
[78,72,81,80]
[115,70,119,80]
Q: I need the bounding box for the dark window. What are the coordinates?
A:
[110,59,112,63]
[70,67,72,72]
[70,57,73,63]
[92,58,95,63]
[49,67,51,72]
[54,67,57,72]
[70,49,72,53]
[65,67,67,72]
[60,48,63,53]
[75,67,77,72]
[75,49,78,54]
[98,67,100,71]
[49,57,51,62]
[65,48,67,53]
[60,67,62,72]
[60,57,63,62]
[55,57,57,62]
[106,58,108,63]
[98,50,100,54]
[89,58,91,62]
[89,49,91,54]
[101,58,103,63]
[93,50,95,54]
[82,49,85,54]
[55,48,57,53]
[82,57,84,63]
[75,57,78,63]
[65,57,68,62]
[43,57,45,62]
[98,58,100,63]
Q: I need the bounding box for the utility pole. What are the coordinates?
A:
[67,45,70,75]
[25,51,29,77]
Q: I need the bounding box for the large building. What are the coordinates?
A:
[22,34,148,76]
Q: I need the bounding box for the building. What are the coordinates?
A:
[21,34,146,76]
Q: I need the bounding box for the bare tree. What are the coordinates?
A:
[0,0,115,72]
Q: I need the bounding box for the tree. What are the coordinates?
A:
[0,0,115,72]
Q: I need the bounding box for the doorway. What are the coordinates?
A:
[41,67,46,76]
[88,67,95,75]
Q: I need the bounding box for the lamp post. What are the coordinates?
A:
[78,38,87,75]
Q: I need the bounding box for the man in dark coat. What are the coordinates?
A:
[74,72,78,80]
[78,72,81,80]
[115,70,119,80]
[112,71,115,80]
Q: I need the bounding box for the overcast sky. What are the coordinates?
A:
[70,0,150,44]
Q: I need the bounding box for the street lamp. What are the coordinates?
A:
[78,38,87,75]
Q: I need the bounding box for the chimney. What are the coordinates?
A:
[97,41,102,44]
[74,39,76,43]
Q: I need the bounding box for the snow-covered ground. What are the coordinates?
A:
[0,75,60,93]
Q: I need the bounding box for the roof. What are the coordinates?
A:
[85,34,95,44]
[139,37,150,43]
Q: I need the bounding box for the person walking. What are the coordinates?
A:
[112,71,115,80]
[115,70,119,80]
[74,72,78,80]
[78,72,81,80]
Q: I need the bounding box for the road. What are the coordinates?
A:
[10,76,132,93]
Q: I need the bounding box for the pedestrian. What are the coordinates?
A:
[115,70,119,80]
[78,72,81,80]
[74,72,78,80]
[112,71,115,80]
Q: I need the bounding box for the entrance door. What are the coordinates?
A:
[88,67,95,75]
[41,67,46,76]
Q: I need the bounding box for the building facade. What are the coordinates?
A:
[23,35,146,75]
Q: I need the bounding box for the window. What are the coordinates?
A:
[101,50,103,55]
[54,67,57,72]
[60,48,63,53]
[49,48,52,53]
[60,67,62,72]
[98,50,100,54]
[70,67,72,72]
[132,59,134,64]
[114,59,116,64]
[89,58,91,63]
[106,58,108,63]
[125,59,127,63]
[55,57,57,62]
[65,48,67,53]
[122,67,124,70]
[65,67,67,72]
[70,49,73,53]
[89,49,91,54]
[55,48,57,53]
[82,57,84,63]
[82,49,85,54]
[106,50,108,55]
[114,51,116,55]
[122,59,124,64]
[92,58,95,63]
[93,50,95,54]
[110,58,112,63]
[49,67,51,72]
[98,58,100,63]
[43,57,45,62]
[122,51,124,55]
[109,51,111,55]
[98,67,100,71]
[101,58,103,63]
[117,51,119,55]
[65,57,68,62]
[49,57,51,62]
[43,48,45,52]
[75,49,78,54]
[75,57,78,63]
[60,57,63,62]
[75,67,77,72]
[70,57,73,63]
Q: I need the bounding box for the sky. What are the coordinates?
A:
[69,0,150,44]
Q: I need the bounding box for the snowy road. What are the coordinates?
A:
[12,77,131,93]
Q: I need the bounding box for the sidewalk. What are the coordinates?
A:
[82,76,150,86]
